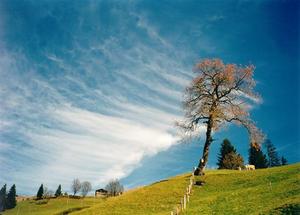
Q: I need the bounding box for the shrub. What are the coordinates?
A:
[35,199,49,205]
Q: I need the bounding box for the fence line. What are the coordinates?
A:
[170,167,196,215]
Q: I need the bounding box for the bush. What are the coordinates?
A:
[35,199,49,205]
[68,195,81,199]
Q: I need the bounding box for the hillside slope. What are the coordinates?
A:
[2,163,299,215]
[76,163,300,215]
[187,163,300,214]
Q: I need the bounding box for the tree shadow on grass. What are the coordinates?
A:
[269,203,300,215]
[54,206,90,215]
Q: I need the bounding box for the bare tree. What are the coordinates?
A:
[43,187,54,198]
[179,59,264,175]
[105,179,124,197]
[80,181,92,197]
[71,178,81,196]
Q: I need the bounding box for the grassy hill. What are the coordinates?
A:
[2,163,299,215]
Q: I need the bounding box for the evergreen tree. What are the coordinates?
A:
[222,152,244,170]
[217,139,236,169]
[0,184,6,212]
[6,184,16,209]
[248,144,268,168]
[281,156,288,165]
[55,185,62,197]
[36,184,44,200]
[265,139,280,167]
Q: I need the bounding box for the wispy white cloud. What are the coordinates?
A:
[133,12,171,48]
[0,3,199,194]
[5,104,180,193]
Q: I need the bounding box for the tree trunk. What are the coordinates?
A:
[194,117,213,176]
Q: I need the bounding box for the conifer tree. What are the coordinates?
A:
[36,184,44,200]
[217,139,236,169]
[249,145,268,168]
[55,185,62,197]
[6,184,16,209]
[265,139,280,167]
[281,156,288,165]
[222,152,244,169]
[0,184,6,212]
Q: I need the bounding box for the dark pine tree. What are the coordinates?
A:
[36,184,44,200]
[55,185,62,197]
[0,184,6,212]
[248,144,268,169]
[217,139,237,169]
[6,184,16,209]
[281,156,288,165]
[265,139,280,167]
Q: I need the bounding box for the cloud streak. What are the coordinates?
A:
[0,1,198,194]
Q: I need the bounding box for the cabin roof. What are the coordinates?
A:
[95,188,108,193]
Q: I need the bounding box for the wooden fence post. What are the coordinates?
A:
[171,166,197,214]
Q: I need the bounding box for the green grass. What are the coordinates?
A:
[2,163,299,215]
[72,175,190,215]
[1,197,101,215]
[186,163,300,215]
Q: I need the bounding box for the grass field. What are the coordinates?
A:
[1,197,102,215]
[2,163,299,215]
[187,163,300,215]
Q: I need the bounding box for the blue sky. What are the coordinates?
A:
[0,0,299,195]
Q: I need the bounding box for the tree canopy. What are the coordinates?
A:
[265,139,281,167]
[217,139,237,169]
[180,59,264,175]
[55,185,62,197]
[222,152,244,170]
[281,156,288,165]
[71,179,81,196]
[249,145,268,169]
[0,184,6,212]
[105,179,124,197]
[81,181,92,197]
[36,184,44,200]
[6,184,16,209]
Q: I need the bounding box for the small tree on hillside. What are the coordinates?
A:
[249,145,268,168]
[222,152,244,170]
[55,185,62,197]
[6,184,16,209]
[105,179,124,197]
[43,187,54,198]
[281,156,288,165]
[71,179,81,196]
[264,139,280,167]
[81,181,92,197]
[0,184,6,212]
[217,139,236,169]
[179,59,264,175]
[36,184,44,200]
